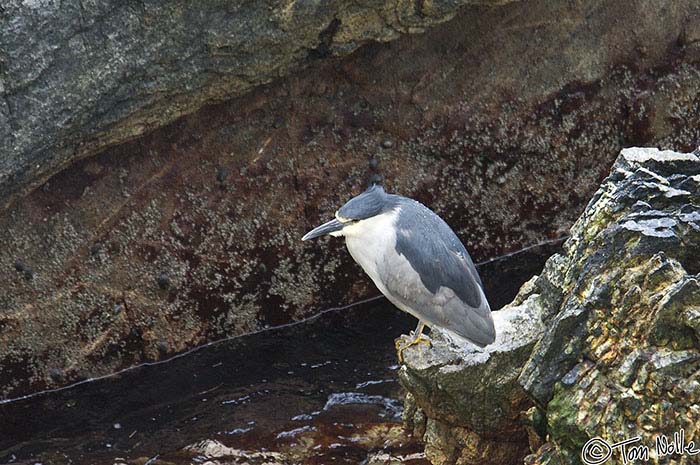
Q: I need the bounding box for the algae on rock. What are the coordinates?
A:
[400,147,700,465]
[0,0,515,209]
[521,148,700,464]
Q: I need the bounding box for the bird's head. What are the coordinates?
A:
[302,184,395,241]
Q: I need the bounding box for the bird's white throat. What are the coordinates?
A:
[337,209,400,293]
[331,209,398,239]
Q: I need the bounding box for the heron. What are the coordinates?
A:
[302,184,495,362]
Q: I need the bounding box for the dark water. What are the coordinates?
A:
[1,301,421,465]
[0,238,563,465]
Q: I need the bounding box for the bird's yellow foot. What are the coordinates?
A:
[394,332,432,363]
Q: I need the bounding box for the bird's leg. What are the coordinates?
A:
[395,321,432,363]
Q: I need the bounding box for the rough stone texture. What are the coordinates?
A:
[519,148,700,465]
[0,0,514,210]
[2,0,700,399]
[400,147,700,465]
[399,293,546,465]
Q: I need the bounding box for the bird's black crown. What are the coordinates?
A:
[337,184,398,221]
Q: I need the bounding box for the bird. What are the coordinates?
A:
[302,184,495,362]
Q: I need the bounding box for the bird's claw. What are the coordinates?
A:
[394,332,432,363]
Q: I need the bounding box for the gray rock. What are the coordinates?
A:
[399,293,546,464]
[521,148,700,464]
[0,0,514,209]
[183,439,289,465]
[521,148,700,407]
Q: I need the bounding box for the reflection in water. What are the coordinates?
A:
[0,238,562,465]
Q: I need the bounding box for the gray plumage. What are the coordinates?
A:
[337,185,398,220]
[302,185,496,349]
[387,196,493,347]
[394,198,483,306]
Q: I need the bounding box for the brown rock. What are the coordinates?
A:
[1,1,700,399]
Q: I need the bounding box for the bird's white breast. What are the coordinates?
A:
[341,209,399,295]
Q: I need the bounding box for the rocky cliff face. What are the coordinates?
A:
[0,0,511,210]
[1,1,700,399]
[522,148,700,465]
[400,147,700,465]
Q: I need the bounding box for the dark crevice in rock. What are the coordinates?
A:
[307,18,342,61]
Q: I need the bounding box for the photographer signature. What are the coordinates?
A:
[581,429,699,464]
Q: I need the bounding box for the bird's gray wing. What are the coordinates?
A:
[384,200,495,346]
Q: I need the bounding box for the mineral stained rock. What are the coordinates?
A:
[520,148,700,465]
[400,147,700,465]
[0,0,514,209]
[2,0,700,399]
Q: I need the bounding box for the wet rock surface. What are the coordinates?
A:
[400,147,700,464]
[1,0,503,208]
[2,0,700,399]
